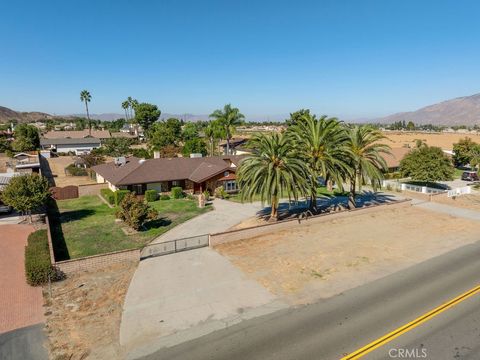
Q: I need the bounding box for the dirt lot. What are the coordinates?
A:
[46,156,96,187]
[382,131,480,149]
[431,192,480,211]
[216,205,480,304]
[44,261,137,360]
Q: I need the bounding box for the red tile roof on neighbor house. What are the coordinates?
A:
[382,147,411,169]
[92,155,245,186]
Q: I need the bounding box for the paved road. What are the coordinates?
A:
[414,200,480,221]
[0,324,47,360]
[138,239,480,360]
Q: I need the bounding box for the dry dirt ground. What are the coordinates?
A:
[44,261,137,360]
[431,192,480,211]
[215,205,480,305]
[382,131,480,149]
[46,156,96,187]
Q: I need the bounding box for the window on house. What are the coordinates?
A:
[172,180,181,187]
[224,180,237,191]
[224,171,229,177]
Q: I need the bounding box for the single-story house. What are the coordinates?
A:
[382,147,411,172]
[40,137,101,155]
[219,138,250,155]
[42,130,111,140]
[92,155,245,195]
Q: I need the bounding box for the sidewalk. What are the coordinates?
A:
[414,201,480,221]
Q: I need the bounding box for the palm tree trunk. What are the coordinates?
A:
[270,194,278,220]
[225,127,230,155]
[124,109,129,122]
[348,178,356,209]
[309,189,317,212]
[85,101,91,136]
[327,179,333,192]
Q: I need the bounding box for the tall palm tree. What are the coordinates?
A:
[346,125,391,209]
[290,114,350,212]
[209,104,245,155]
[122,100,130,122]
[237,132,311,221]
[80,90,92,135]
[204,120,224,156]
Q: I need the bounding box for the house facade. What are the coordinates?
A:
[92,155,245,195]
[40,137,101,155]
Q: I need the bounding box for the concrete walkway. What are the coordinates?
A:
[120,248,284,359]
[414,200,480,221]
[152,199,264,243]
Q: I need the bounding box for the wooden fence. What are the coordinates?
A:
[50,185,79,200]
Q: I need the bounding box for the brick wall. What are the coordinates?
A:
[55,248,140,275]
[209,200,411,246]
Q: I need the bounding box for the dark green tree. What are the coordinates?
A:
[182,122,199,141]
[103,137,132,157]
[1,173,50,222]
[182,138,207,157]
[285,109,312,126]
[453,137,479,167]
[134,103,161,133]
[148,118,182,150]
[12,124,40,151]
[400,146,454,182]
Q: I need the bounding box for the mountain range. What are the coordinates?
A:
[374,93,480,126]
[2,92,480,125]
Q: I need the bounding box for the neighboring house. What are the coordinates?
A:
[40,137,101,155]
[218,138,250,155]
[42,130,111,141]
[6,153,40,174]
[0,172,20,190]
[111,132,138,139]
[92,155,245,195]
[382,147,411,172]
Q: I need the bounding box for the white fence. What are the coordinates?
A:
[382,180,446,195]
[447,186,472,198]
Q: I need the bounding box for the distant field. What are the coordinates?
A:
[382,131,480,149]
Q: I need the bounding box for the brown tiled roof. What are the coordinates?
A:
[43,130,111,139]
[93,155,245,186]
[382,147,411,169]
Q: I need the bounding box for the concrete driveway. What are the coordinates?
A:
[120,248,284,359]
[152,199,264,243]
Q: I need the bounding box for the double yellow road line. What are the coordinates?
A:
[342,284,480,359]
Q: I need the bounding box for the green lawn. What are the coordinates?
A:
[454,168,464,179]
[49,195,211,260]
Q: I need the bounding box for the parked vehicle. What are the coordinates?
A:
[461,171,479,182]
[0,201,12,214]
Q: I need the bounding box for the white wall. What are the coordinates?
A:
[96,173,105,184]
[55,144,99,154]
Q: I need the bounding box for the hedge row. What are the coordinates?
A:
[25,230,55,286]
[100,188,115,205]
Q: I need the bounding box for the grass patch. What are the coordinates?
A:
[50,195,211,259]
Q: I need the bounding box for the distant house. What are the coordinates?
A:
[40,137,101,155]
[218,138,250,155]
[5,153,40,174]
[382,147,411,172]
[92,155,245,195]
[42,130,111,140]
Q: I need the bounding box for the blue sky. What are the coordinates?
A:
[1,0,479,120]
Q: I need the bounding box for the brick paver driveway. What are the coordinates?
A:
[0,225,44,334]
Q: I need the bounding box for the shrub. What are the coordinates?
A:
[100,188,115,205]
[214,186,229,199]
[171,187,184,199]
[65,164,88,176]
[160,194,170,200]
[203,190,210,201]
[116,193,158,230]
[24,230,55,286]
[145,189,158,202]
[115,190,130,206]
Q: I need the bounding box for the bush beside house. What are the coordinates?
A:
[25,230,56,286]
[114,190,130,206]
[144,190,158,202]
[171,187,184,199]
[100,188,115,205]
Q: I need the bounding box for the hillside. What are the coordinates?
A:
[0,106,54,123]
[377,93,480,126]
